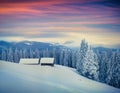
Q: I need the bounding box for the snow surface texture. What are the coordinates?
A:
[0,61,120,93]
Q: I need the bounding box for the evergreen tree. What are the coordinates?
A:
[76,39,88,73]
[63,49,69,66]
[43,49,49,57]
[71,50,77,68]
[7,48,14,62]
[55,51,60,64]
[107,51,120,88]
[53,48,56,63]
[23,49,28,58]
[82,48,99,80]
[98,51,108,82]
[14,48,20,63]
[68,50,72,67]
[35,48,40,58]
[19,49,23,58]
[30,48,33,58]
[1,49,7,61]
[112,51,120,88]
[60,50,65,65]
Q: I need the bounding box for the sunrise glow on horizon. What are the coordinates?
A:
[0,0,120,48]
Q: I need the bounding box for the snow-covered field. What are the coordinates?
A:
[0,61,120,93]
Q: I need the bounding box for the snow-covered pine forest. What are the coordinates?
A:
[0,40,120,88]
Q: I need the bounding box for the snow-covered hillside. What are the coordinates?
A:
[0,61,120,93]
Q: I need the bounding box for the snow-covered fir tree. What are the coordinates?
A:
[68,50,72,67]
[35,48,40,58]
[1,49,7,61]
[60,50,65,65]
[7,48,14,62]
[106,52,114,85]
[63,49,69,66]
[30,48,33,58]
[23,49,28,58]
[19,49,23,58]
[53,48,58,64]
[107,51,120,88]
[82,47,99,80]
[71,50,77,68]
[98,51,108,82]
[43,49,50,57]
[76,39,88,73]
[14,48,20,63]
[113,51,120,88]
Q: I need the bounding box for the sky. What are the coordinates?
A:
[0,0,120,48]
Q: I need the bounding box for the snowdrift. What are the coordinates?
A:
[0,61,120,93]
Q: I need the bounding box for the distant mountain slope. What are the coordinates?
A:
[0,41,119,52]
[0,61,119,93]
[0,41,12,49]
[93,46,119,52]
[0,41,66,52]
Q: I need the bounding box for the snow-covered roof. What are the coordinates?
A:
[40,58,54,64]
[19,58,39,65]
